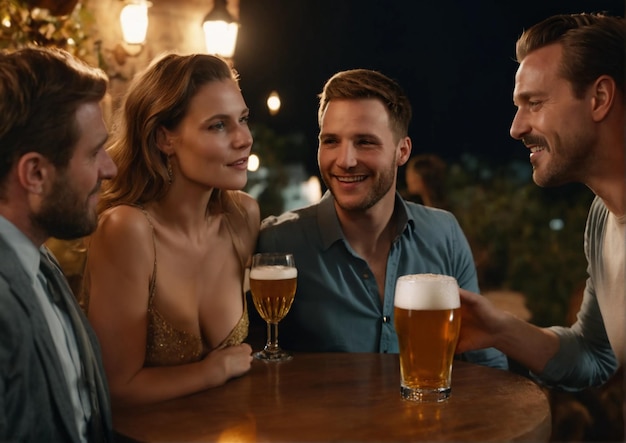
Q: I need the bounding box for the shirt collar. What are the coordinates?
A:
[0,216,41,280]
[316,191,412,250]
[394,193,413,233]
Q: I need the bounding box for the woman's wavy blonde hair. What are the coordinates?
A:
[100,53,243,215]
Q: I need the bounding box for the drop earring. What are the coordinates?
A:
[167,156,173,184]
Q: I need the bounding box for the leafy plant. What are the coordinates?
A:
[448,155,593,326]
[0,0,97,66]
[246,124,312,219]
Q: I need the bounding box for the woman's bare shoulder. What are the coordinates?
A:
[232,191,260,228]
[91,205,154,259]
[224,192,260,258]
[229,191,260,243]
[85,206,154,315]
[99,205,151,234]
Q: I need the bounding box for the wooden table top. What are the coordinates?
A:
[113,353,551,442]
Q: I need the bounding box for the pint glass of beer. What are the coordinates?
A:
[393,274,461,402]
[250,253,297,361]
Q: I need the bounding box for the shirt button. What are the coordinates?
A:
[362,273,369,279]
[382,316,390,323]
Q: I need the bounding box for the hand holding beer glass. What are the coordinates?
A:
[394,274,461,402]
[249,253,297,361]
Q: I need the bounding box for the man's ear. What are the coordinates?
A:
[397,136,412,167]
[590,75,616,122]
[16,153,49,195]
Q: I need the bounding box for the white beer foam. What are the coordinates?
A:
[250,265,297,280]
[394,273,460,310]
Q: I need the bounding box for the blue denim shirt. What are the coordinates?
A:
[255,192,508,369]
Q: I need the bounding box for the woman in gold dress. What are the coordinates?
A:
[83,53,258,407]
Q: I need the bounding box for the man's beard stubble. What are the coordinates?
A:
[323,159,397,213]
[31,173,99,240]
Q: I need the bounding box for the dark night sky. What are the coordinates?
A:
[235,0,625,175]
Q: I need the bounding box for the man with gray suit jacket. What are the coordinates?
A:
[0,47,117,442]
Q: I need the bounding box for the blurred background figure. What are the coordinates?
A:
[401,154,448,209]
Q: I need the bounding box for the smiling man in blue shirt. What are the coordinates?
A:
[255,69,507,369]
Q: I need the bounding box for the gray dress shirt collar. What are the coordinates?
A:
[0,216,40,279]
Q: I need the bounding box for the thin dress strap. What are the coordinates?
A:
[134,205,158,304]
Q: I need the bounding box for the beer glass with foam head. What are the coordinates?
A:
[250,253,297,361]
[393,274,461,402]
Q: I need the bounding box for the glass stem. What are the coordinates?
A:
[265,321,280,352]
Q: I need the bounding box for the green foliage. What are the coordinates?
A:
[246,124,311,219]
[448,155,593,327]
[0,0,97,65]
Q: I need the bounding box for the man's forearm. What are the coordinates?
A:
[495,314,560,374]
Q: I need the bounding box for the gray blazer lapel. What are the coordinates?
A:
[0,239,81,442]
[41,247,112,442]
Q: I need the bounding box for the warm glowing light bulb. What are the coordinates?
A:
[203,21,239,58]
[267,91,281,115]
[120,2,150,45]
[248,154,260,172]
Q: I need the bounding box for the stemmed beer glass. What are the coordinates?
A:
[249,253,297,361]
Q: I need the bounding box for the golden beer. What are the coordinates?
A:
[250,266,297,323]
[393,274,461,402]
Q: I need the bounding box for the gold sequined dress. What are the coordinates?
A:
[144,259,249,367]
[82,206,249,367]
[142,209,249,367]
